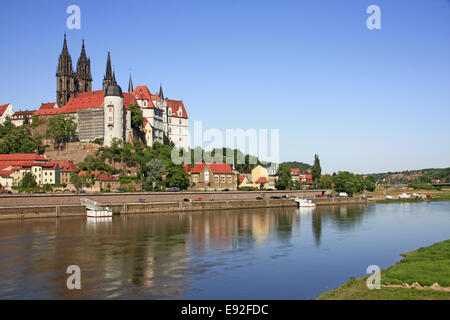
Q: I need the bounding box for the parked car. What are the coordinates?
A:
[194,197,203,201]
[281,194,289,199]
[78,190,86,194]
[339,192,348,197]
[183,198,192,202]
[116,189,125,193]
[222,189,230,192]
[256,196,264,200]
[139,198,148,203]
[169,187,181,192]
[270,196,281,200]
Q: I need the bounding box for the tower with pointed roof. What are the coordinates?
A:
[56,34,75,107]
[103,52,114,93]
[128,74,134,93]
[75,39,92,94]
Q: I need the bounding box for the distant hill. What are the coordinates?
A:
[281,161,312,173]
[367,167,450,184]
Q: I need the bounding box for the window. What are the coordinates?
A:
[227,176,232,183]
[204,172,209,182]
[214,176,219,183]
[221,176,225,183]
[193,176,198,182]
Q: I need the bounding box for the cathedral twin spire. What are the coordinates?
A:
[56,34,92,106]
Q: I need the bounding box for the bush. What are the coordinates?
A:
[126,184,136,192]
[118,175,140,184]
[238,187,259,191]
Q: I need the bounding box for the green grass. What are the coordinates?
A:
[317,240,450,300]
[375,191,450,203]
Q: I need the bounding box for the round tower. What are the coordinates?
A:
[103,74,124,147]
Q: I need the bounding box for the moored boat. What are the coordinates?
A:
[81,198,113,218]
[295,197,316,208]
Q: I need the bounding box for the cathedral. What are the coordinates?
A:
[35,35,189,150]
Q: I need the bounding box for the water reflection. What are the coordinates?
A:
[0,202,448,299]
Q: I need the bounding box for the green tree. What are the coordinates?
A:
[142,158,166,190]
[364,176,376,192]
[46,114,77,150]
[312,154,322,186]
[318,175,333,189]
[276,163,293,190]
[332,171,357,194]
[70,172,83,190]
[0,125,44,154]
[164,164,189,189]
[19,172,38,188]
[294,180,301,190]
[128,104,144,129]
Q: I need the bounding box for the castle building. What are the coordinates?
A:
[33,35,189,149]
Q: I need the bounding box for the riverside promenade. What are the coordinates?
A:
[0,190,368,220]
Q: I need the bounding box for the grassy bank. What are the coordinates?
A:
[317,240,450,300]
[369,188,450,204]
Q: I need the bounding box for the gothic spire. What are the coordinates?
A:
[128,74,134,93]
[62,33,69,55]
[159,83,164,100]
[105,52,112,79]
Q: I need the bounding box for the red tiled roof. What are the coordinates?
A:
[0,153,47,162]
[0,104,10,117]
[183,164,191,173]
[143,118,149,127]
[78,170,102,177]
[123,92,138,109]
[167,99,188,119]
[255,177,268,184]
[238,175,246,183]
[191,163,233,174]
[96,173,118,182]
[0,170,13,178]
[61,90,104,113]
[291,168,300,175]
[53,161,78,172]
[34,102,61,116]
[132,86,156,108]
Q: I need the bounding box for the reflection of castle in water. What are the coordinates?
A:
[0,205,369,298]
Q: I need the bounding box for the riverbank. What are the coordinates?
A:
[316,240,450,300]
[0,196,367,220]
[367,188,450,203]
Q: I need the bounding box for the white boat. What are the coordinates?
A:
[81,198,113,218]
[295,197,316,208]
[385,195,393,200]
[399,193,411,199]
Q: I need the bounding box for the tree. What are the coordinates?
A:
[318,175,333,189]
[19,172,38,188]
[332,171,358,194]
[142,158,166,190]
[312,154,322,186]
[276,163,293,190]
[46,114,77,150]
[364,176,376,192]
[0,125,44,154]
[128,104,144,129]
[294,180,301,190]
[163,133,175,147]
[164,164,189,189]
[70,172,83,190]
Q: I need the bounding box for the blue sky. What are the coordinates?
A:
[0,0,449,173]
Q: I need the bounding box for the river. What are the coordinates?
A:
[0,201,449,299]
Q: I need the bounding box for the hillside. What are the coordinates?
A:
[367,168,450,184]
[281,161,312,173]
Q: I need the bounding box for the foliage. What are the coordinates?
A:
[294,180,301,190]
[311,154,322,184]
[141,158,166,190]
[0,125,45,154]
[164,163,189,189]
[77,155,117,174]
[19,172,38,188]
[276,163,293,190]
[163,133,175,147]
[118,175,139,184]
[46,114,77,149]
[70,172,95,190]
[280,161,312,172]
[332,171,360,194]
[128,104,144,129]
[408,181,436,190]
[317,175,333,189]
[364,175,376,191]
[31,115,42,128]
[42,184,53,192]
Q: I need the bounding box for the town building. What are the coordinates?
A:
[10,110,34,126]
[238,165,273,190]
[186,163,238,191]
[0,104,14,124]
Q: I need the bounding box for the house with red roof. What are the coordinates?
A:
[187,163,237,191]
[0,104,14,124]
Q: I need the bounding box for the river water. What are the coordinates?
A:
[0,202,449,299]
